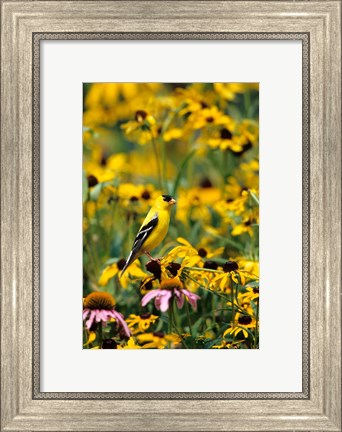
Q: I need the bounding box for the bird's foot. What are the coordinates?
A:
[144,251,161,264]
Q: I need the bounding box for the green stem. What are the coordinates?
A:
[184,273,256,319]
[185,266,223,274]
[169,298,189,348]
[97,323,103,347]
[231,280,235,327]
[185,301,193,337]
[172,149,196,197]
[83,326,88,349]
[168,305,172,338]
[254,301,259,348]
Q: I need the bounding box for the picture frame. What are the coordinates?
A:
[1,1,341,431]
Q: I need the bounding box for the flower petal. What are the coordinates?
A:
[174,289,184,309]
[158,291,172,312]
[182,289,200,310]
[83,331,96,346]
[85,310,96,329]
[111,310,132,338]
[141,289,161,307]
[83,309,90,320]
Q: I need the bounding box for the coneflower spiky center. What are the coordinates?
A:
[84,292,115,310]
[160,278,183,291]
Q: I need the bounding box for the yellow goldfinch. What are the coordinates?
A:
[120,195,176,277]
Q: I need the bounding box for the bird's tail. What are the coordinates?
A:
[119,251,136,279]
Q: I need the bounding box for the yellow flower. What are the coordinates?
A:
[210,260,248,292]
[236,258,259,278]
[238,286,259,303]
[137,332,181,349]
[121,110,158,145]
[98,258,147,288]
[126,313,159,334]
[212,340,242,349]
[163,128,183,142]
[213,83,245,100]
[118,337,142,349]
[223,309,257,340]
[176,186,222,225]
[187,106,231,130]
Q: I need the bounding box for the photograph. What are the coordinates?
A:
[82,82,259,349]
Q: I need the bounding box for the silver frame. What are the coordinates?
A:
[1,1,341,431]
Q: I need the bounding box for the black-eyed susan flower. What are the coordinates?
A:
[223,310,257,340]
[126,313,159,334]
[141,278,200,312]
[210,260,248,291]
[83,291,131,338]
[187,105,231,130]
[136,331,180,349]
[121,110,158,145]
[238,286,259,303]
[98,258,147,289]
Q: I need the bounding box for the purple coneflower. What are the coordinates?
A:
[141,278,200,312]
[83,291,131,338]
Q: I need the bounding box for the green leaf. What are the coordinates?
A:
[172,149,197,197]
[89,183,104,201]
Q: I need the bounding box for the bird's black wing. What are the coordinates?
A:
[120,214,158,277]
[131,214,158,255]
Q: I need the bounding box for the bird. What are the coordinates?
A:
[120,194,176,277]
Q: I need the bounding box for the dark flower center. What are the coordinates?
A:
[220,128,233,140]
[117,259,127,270]
[232,140,253,156]
[141,190,151,200]
[141,279,153,291]
[238,315,252,325]
[145,260,162,280]
[140,313,151,319]
[203,260,218,270]
[223,261,239,272]
[102,339,117,349]
[253,287,259,294]
[135,110,148,122]
[153,331,165,338]
[200,101,208,109]
[226,198,234,203]
[200,177,213,188]
[100,152,109,166]
[87,175,98,188]
[197,248,208,258]
[167,262,181,277]
[130,196,139,202]
[206,116,214,123]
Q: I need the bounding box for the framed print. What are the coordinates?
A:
[1,1,341,431]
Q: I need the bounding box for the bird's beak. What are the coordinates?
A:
[170,198,176,205]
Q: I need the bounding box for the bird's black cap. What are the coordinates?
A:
[162,194,173,202]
